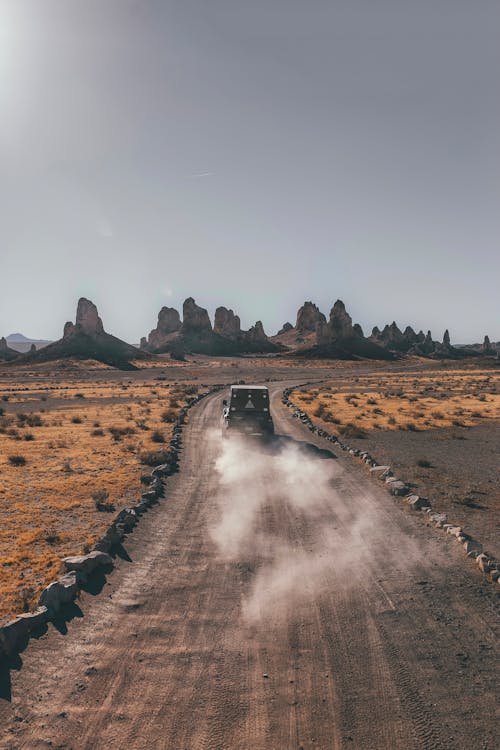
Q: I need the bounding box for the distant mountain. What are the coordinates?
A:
[6,333,52,353]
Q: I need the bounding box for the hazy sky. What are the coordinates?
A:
[1,0,498,343]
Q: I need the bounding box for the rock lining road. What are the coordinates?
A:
[0,383,498,749]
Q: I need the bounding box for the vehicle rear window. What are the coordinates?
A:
[230,389,269,412]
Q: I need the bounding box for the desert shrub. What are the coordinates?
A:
[314,402,327,418]
[338,423,367,439]
[91,428,104,436]
[8,454,26,466]
[161,409,177,423]
[323,414,341,424]
[417,458,432,468]
[151,430,165,443]
[0,407,4,416]
[140,474,153,485]
[93,421,101,427]
[135,420,150,431]
[373,408,382,415]
[139,449,171,466]
[24,432,35,441]
[1,395,9,402]
[367,398,378,405]
[74,393,85,399]
[71,416,82,424]
[43,530,62,546]
[452,419,464,427]
[431,410,444,419]
[26,413,43,427]
[92,489,115,512]
[470,411,483,418]
[109,425,136,441]
[405,422,418,431]
[62,459,73,473]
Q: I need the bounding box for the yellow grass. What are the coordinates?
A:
[0,377,197,622]
[293,369,500,435]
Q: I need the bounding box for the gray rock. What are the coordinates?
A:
[18,606,49,632]
[63,551,113,576]
[389,481,409,496]
[463,539,483,555]
[370,465,392,479]
[407,495,428,510]
[0,616,30,656]
[39,572,81,613]
[476,554,493,574]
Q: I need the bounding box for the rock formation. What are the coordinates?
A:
[296,302,326,333]
[277,322,293,335]
[297,300,392,360]
[483,335,493,353]
[245,321,268,344]
[317,300,357,345]
[146,307,181,352]
[0,336,20,361]
[181,298,212,335]
[214,307,241,339]
[443,329,451,346]
[20,298,148,370]
[75,298,104,336]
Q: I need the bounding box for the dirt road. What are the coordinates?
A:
[0,384,498,749]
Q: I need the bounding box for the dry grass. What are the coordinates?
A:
[293,369,500,435]
[0,376,197,622]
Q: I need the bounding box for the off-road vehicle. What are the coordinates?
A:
[222,385,274,438]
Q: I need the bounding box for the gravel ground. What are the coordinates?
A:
[349,422,500,559]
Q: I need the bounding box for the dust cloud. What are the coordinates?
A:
[209,430,422,625]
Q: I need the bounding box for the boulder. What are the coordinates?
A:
[476,554,493,574]
[38,572,81,614]
[63,550,113,576]
[0,617,30,657]
[388,480,409,496]
[407,495,429,510]
[370,465,392,479]
[18,606,49,632]
[463,538,482,555]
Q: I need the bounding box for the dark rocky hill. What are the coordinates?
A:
[17,299,148,370]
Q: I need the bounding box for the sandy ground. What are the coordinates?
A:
[0,380,498,750]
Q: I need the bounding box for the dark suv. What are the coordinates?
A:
[222,385,274,438]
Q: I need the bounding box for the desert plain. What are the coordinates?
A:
[0,354,498,750]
